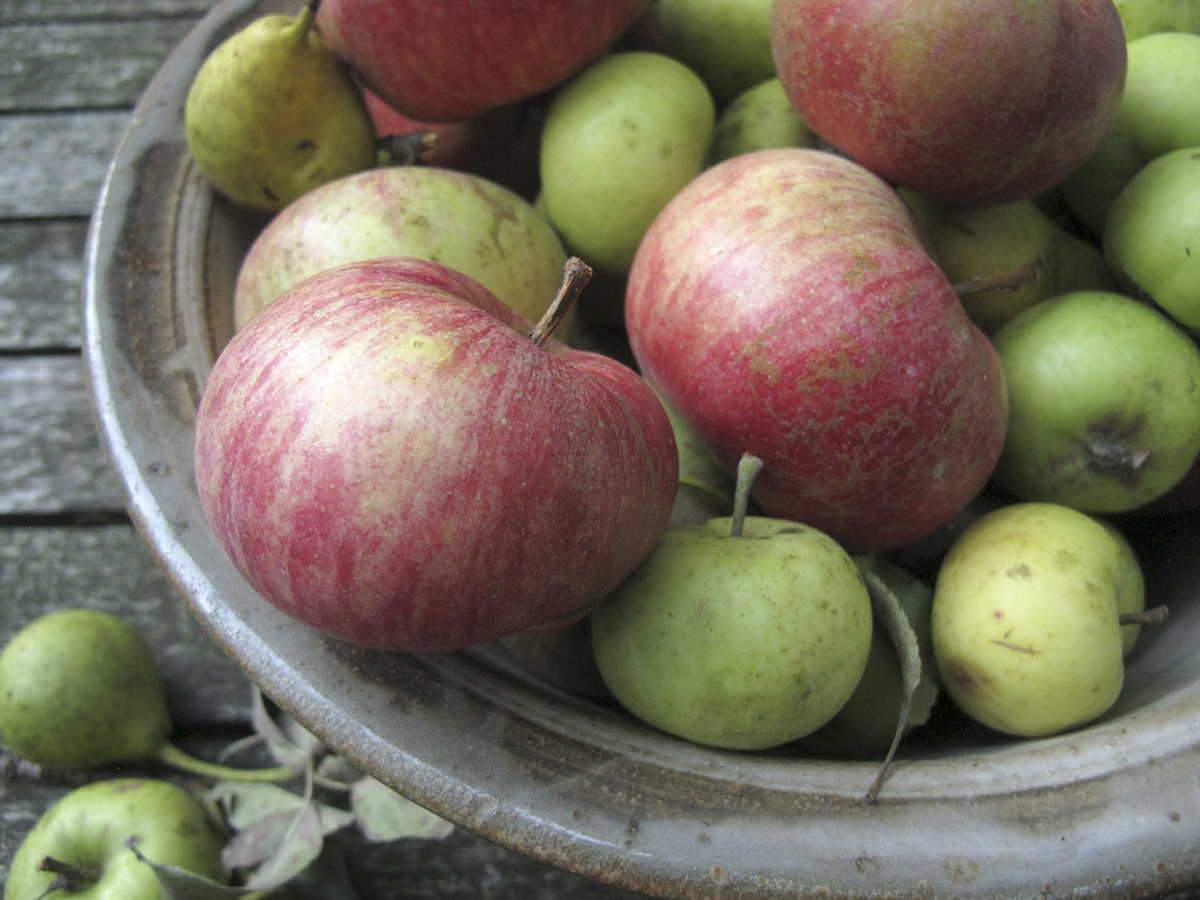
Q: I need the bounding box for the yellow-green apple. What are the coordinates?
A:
[931,502,1131,737]
[4,778,227,900]
[195,257,678,651]
[1061,32,1200,236]
[1105,146,1200,329]
[770,0,1127,206]
[232,166,567,333]
[708,77,819,165]
[630,0,775,105]
[1113,0,1200,40]
[590,512,873,751]
[539,51,715,275]
[315,0,651,122]
[901,192,1116,334]
[990,290,1200,512]
[625,148,1008,554]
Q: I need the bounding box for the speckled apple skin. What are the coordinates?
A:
[196,257,678,651]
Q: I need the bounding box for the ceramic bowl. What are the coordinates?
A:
[84,1,1200,896]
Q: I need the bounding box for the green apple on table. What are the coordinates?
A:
[1105,145,1200,330]
[902,192,1116,334]
[1060,31,1200,236]
[1113,0,1200,40]
[991,290,1200,513]
[4,778,228,900]
[539,51,715,275]
[931,502,1136,737]
[589,455,873,751]
[707,77,819,164]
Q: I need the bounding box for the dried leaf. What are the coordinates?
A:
[350,777,455,842]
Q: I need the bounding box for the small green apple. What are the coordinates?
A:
[4,778,227,900]
[1099,519,1149,656]
[1113,0,1200,40]
[639,0,775,105]
[590,478,872,750]
[0,609,297,783]
[931,502,1127,737]
[1061,32,1200,236]
[902,192,1116,333]
[0,609,171,771]
[991,291,1200,512]
[540,51,715,274]
[1105,146,1200,329]
[707,77,818,164]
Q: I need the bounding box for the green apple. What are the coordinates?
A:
[991,290,1200,512]
[1113,0,1200,40]
[1061,32,1200,236]
[4,778,227,900]
[0,609,171,771]
[590,512,872,751]
[540,51,715,274]
[638,0,775,106]
[707,77,818,164]
[1105,145,1200,329]
[931,502,1127,737]
[650,384,736,528]
[0,609,296,783]
[902,192,1116,333]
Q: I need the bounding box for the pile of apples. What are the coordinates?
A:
[183,0,1200,759]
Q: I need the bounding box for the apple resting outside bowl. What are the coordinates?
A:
[83,0,1200,897]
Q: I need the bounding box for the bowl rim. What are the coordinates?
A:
[83,1,1200,897]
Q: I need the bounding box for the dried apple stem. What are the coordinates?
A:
[529,257,592,346]
[730,453,764,537]
[1120,604,1168,627]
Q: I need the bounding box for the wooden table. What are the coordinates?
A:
[0,2,647,896]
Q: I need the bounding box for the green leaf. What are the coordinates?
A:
[349,777,455,842]
[858,565,923,802]
[126,841,245,900]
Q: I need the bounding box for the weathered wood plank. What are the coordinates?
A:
[0,20,198,112]
[0,111,129,218]
[0,0,217,25]
[0,219,87,351]
[0,524,253,725]
[0,354,126,514]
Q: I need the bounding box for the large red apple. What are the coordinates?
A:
[625,148,1008,554]
[316,0,652,122]
[771,0,1127,206]
[195,257,678,651]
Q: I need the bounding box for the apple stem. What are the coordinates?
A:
[289,0,320,44]
[1120,604,1168,627]
[529,257,592,346]
[729,453,764,537]
[156,741,302,783]
[952,260,1038,298]
[378,130,439,166]
[35,857,100,897]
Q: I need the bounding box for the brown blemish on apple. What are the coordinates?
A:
[940,656,996,697]
[992,639,1038,655]
[1006,563,1031,579]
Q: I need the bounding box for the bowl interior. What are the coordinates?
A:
[83,1,1200,897]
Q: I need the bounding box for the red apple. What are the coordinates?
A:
[770,0,1127,206]
[316,0,652,123]
[625,148,1008,554]
[195,257,678,651]
[362,88,543,199]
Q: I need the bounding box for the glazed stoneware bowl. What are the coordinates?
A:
[84,0,1200,897]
